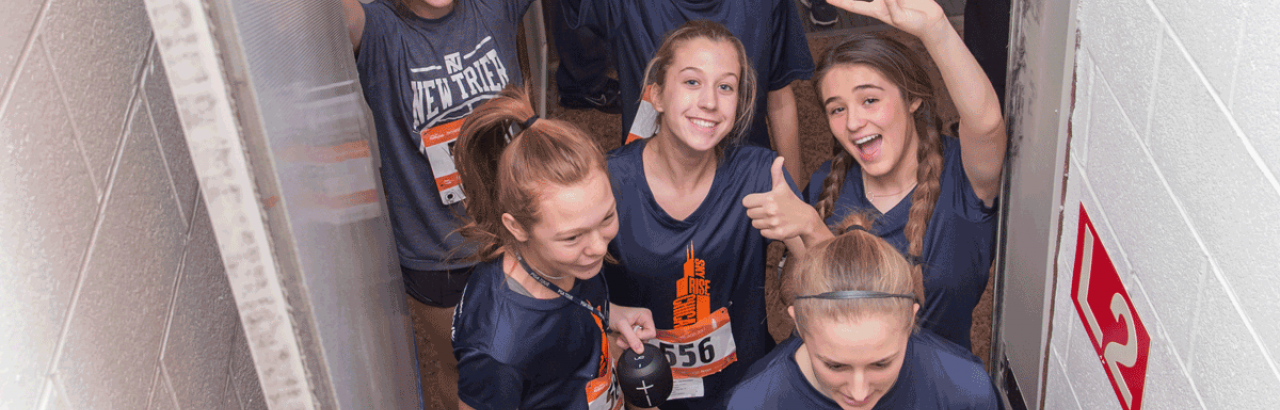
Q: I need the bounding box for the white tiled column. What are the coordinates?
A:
[0,1,266,409]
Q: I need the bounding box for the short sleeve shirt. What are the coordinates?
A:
[356,0,531,271]
[803,136,999,349]
[725,330,1000,410]
[605,140,799,409]
[451,258,613,410]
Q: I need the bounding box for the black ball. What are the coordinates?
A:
[616,343,673,408]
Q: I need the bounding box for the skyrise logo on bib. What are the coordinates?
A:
[673,242,710,328]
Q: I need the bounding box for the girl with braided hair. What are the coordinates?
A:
[807,0,1007,350]
[725,215,1000,409]
[747,0,1006,351]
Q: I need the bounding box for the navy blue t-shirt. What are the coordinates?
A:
[563,0,814,148]
[451,257,617,410]
[803,137,998,349]
[356,0,531,271]
[725,330,1000,410]
[605,140,798,410]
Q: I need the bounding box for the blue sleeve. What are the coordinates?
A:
[506,0,537,24]
[357,1,393,58]
[766,0,815,90]
[959,383,1002,410]
[783,166,802,198]
[560,0,610,32]
[804,160,833,205]
[456,352,525,410]
[943,137,999,222]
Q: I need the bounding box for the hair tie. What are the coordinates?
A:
[845,225,872,234]
[904,253,924,266]
[521,114,539,131]
[794,290,917,304]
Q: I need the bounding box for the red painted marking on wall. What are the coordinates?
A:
[1071,204,1151,410]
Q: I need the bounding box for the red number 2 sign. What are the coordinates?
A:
[1071,205,1150,410]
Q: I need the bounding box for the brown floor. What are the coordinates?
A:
[410,21,996,409]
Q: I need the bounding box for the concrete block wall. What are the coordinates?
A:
[0,1,266,409]
[1046,0,1280,409]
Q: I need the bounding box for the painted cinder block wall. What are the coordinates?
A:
[1046,0,1280,409]
[0,0,267,409]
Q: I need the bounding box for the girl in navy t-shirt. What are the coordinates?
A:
[725,216,1000,410]
[449,86,655,410]
[750,0,1009,350]
[604,21,804,410]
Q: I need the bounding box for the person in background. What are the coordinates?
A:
[344,0,532,319]
[343,0,533,406]
[548,0,622,113]
[562,0,814,182]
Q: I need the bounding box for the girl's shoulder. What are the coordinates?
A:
[606,140,647,182]
[724,144,778,165]
[721,145,784,193]
[906,330,999,406]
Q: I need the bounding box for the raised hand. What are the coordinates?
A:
[828,0,948,42]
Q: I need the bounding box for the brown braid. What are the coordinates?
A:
[904,114,945,259]
[814,150,853,222]
[812,33,947,287]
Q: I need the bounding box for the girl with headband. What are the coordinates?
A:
[449,86,655,410]
[725,215,1000,409]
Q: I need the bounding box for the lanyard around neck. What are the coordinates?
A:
[513,251,611,332]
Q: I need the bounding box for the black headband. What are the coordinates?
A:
[794,290,918,303]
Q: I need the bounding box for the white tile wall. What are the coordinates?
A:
[1063,315,1123,410]
[41,0,152,192]
[163,200,241,410]
[0,0,42,90]
[1077,0,1164,139]
[56,94,185,410]
[0,0,265,409]
[1151,0,1245,101]
[150,372,180,410]
[1047,0,1280,408]
[0,39,96,410]
[1231,1,1280,202]
[1044,347,1081,410]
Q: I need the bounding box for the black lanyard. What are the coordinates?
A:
[514,251,611,333]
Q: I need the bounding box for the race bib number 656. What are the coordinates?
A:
[655,308,736,378]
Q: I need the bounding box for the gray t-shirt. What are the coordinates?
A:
[356,0,531,270]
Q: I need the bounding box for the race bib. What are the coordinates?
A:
[587,304,624,410]
[585,371,623,410]
[419,118,465,205]
[654,308,736,400]
[625,98,660,144]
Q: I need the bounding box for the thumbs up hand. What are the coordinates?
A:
[743,157,826,243]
